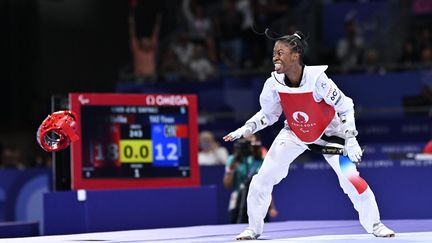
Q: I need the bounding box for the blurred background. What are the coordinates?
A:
[0,0,431,238]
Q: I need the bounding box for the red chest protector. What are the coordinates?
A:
[278,92,335,143]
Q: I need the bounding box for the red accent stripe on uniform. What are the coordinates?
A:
[348,175,368,194]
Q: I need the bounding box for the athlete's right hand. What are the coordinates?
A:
[343,137,363,162]
[223,125,253,142]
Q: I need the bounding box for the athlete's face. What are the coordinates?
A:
[272,41,300,74]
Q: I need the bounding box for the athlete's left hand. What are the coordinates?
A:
[223,124,253,142]
[344,137,362,162]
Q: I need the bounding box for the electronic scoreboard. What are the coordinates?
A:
[69,93,199,189]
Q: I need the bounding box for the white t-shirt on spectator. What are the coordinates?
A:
[198,147,228,166]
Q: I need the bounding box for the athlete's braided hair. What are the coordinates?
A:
[265,29,308,63]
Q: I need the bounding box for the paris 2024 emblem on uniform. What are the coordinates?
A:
[292,111,309,123]
[292,111,316,133]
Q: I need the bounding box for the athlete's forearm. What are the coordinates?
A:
[245,110,272,133]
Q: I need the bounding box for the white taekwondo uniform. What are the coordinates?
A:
[244,65,380,235]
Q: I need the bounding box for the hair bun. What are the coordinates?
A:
[294,31,308,50]
[294,31,305,40]
[293,33,301,39]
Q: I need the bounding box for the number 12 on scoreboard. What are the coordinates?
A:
[152,124,183,167]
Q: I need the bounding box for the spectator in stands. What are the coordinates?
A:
[364,49,385,74]
[236,0,253,31]
[182,0,212,41]
[416,27,432,65]
[171,33,195,69]
[224,30,394,240]
[32,151,52,168]
[198,130,228,166]
[223,138,277,223]
[420,46,432,65]
[420,82,432,107]
[160,48,185,82]
[336,19,364,72]
[182,0,217,63]
[418,27,432,51]
[128,6,161,83]
[402,82,432,116]
[399,40,419,64]
[0,145,26,169]
[215,0,244,70]
[188,43,216,81]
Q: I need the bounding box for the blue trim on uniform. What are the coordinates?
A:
[335,95,342,105]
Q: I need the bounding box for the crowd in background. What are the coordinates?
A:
[125,0,432,83]
[1,0,432,169]
[0,142,52,169]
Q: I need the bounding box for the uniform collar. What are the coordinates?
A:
[283,64,305,87]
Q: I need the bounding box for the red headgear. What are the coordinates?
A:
[37,110,79,152]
